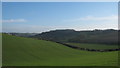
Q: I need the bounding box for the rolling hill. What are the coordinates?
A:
[2,34,118,66]
[66,43,118,50]
[33,29,119,45]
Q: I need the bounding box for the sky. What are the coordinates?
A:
[1,0,119,2]
[2,2,118,33]
[0,2,2,32]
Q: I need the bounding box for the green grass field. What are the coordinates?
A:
[2,34,119,66]
[66,43,118,49]
[0,33,2,66]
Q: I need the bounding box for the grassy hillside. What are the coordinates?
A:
[6,33,38,37]
[33,29,118,45]
[66,43,118,49]
[2,34,118,66]
[0,33,2,66]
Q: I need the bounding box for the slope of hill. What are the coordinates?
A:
[2,34,118,66]
[33,29,78,42]
[4,33,38,37]
[66,43,118,50]
[0,33,2,66]
[33,29,118,45]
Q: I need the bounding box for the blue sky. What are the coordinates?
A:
[0,2,1,32]
[2,2,118,33]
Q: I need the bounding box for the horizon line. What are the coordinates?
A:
[2,28,119,33]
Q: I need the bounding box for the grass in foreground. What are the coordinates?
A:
[2,34,119,66]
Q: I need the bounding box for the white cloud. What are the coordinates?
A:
[64,15,118,22]
[79,15,117,21]
[2,25,76,33]
[2,15,118,33]
[2,19,27,23]
[63,15,118,30]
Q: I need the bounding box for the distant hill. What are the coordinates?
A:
[33,29,119,45]
[33,29,78,42]
[4,33,38,37]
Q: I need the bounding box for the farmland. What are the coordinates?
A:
[2,34,119,66]
[66,43,118,50]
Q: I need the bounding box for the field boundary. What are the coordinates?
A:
[54,41,120,52]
